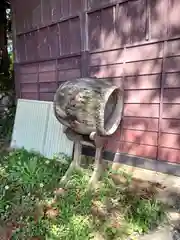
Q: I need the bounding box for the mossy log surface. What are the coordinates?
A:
[53,78,123,136]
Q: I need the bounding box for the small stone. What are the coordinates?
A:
[168,211,180,222]
[54,188,66,197]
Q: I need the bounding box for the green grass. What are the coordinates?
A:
[0,149,167,239]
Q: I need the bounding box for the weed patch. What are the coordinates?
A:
[0,149,167,239]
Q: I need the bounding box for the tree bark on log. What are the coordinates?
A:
[54,78,123,136]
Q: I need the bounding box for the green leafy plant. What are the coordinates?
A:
[125,196,166,233]
[0,149,167,239]
[0,54,16,141]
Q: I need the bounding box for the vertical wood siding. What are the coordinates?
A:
[11,0,180,163]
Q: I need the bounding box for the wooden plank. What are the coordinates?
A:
[124,59,162,76]
[163,89,180,104]
[120,142,157,159]
[162,104,180,119]
[125,43,163,62]
[48,25,59,58]
[39,82,57,92]
[81,51,90,77]
[101,6,114,50]
[39,92,54,101]
[149,0,168,39]
[51,0,62,22]
[164,56,180,73]
[105,141,158,159]
[16,36,26,62]
[168,0,180,37]
[19,74,38,83]
[61,0,70,18]
[39,71,56,82]
[22,2,32,31]
[58,57,80,70]
[121,129,158,146]
[70,0,83,15]
[20,64,38,74]
[164,73,180,88]
[88,10,101,51]
[90,49,125,66]
[58,69,81,81]
[122,117,159,132]
[42,0,52,25]
[70,18,81,53]
[166,39,180,57]
[90,64,124,78]
[127,0,146,44]
[14,0,26,33]
[123,103,159,118]
[116,2,129,46]
[88,0,118,9]
[39,61,56,72]
[124,75,161,89]
[21,92,38,100]
[159,133,180,149]
[31,0,41,28]
[25,32,38,61]
[21,83,38,93]
[60,21,70,55]
[124,89,160,104]
[38,28,50,59]
[161,119,180,134]
[158,147,180,163]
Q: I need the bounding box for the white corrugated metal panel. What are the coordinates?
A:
[11,99,50,153]
[43,103,74,158]
[11,99,74,159]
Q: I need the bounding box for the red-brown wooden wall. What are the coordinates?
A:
[11,0,180,164]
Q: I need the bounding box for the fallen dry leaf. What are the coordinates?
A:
[45,208,59,219]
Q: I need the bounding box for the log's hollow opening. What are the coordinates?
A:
[104,88,123,135]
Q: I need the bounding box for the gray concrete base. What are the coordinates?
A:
[139,227,173,240]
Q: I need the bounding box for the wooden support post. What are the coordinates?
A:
[88,133,107,189]
[60,128,83,186]
[60,128,107,189]
[73,140,82,168]
[60,140,82,185]
[88,146,104,189]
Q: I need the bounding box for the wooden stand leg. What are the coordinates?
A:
[88,133,107,189]
[88,146,103,189]
[60,141,82,186]
[73,141,82,167]
[60,128,107,189]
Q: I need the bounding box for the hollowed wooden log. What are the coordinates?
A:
[53,78,123,136]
